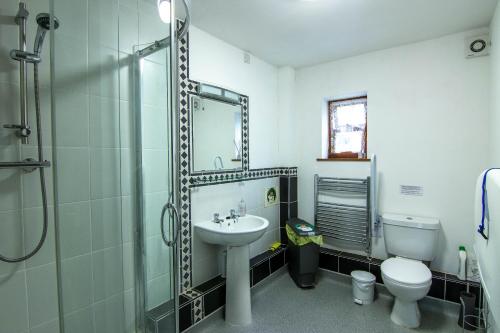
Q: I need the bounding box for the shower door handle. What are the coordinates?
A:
[160,201,180,247]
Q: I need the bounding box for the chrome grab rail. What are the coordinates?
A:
[0,160,50,169]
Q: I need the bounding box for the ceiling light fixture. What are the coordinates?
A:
[157,0,171,24]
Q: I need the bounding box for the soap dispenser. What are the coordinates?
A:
[238,199,246,217]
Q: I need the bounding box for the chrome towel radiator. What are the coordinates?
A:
[314,175,372,255]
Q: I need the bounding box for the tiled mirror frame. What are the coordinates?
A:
[188,91,248,176]
[177,32,297,292]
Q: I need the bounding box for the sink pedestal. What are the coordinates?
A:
[194,215,269,326]
[225,245,251,326]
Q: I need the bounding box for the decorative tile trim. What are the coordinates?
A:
[177,30,297,291]
[193,297,204,324]
[191,167,297,187]
[183,289,202,300]
[318,248,482,306]
[179,32,193,291]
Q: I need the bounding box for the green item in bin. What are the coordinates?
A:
[295,223,313,233]
[286,224,323,246]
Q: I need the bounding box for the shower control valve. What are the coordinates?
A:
[3,124,31,138]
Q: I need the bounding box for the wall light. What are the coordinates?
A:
[197,83,241,105]
[157,0,171,24]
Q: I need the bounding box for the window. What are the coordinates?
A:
[328,96,367,159]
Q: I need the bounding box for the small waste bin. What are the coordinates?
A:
[351,270,376,305]
[286,218,323,288]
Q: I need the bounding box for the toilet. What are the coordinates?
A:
[380,213,440,328]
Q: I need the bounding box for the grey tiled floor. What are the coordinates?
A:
[190,270,463,333]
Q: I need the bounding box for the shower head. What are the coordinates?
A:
[33,13,60,56]
[36,13,60,30]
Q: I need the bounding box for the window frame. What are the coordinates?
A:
[327,96,368,159]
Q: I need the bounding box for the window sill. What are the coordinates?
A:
[316,158,371,162]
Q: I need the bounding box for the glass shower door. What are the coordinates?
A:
[135,41,178,333]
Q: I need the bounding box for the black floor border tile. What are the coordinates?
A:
[194,275,226,294]
[252,260,271,286]
[203,284,226,317]
[179,302,193,332]
[428,277,445,300]
[270,250,285,273]
[319,252,338,272]
[338,256,369,275]
[250,247,286,268]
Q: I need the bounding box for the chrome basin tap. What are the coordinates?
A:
[229,209,240,220]
[213,213,224,224]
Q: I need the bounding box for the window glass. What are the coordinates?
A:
[329,97,367,157]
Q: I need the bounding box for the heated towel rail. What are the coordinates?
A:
[314,175,372,254]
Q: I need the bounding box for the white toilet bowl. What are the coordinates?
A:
[381,257,432,328]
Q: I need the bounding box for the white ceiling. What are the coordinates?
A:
[190,0,498,68]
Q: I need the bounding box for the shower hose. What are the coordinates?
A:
[0,63,49,263]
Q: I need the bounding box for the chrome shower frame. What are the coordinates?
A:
[132,0,190,332]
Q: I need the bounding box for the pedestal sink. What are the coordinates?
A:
[195,215,269,326]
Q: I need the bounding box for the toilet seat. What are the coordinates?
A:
[381,257,431,287]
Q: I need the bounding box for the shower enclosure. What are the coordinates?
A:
[0,0,187,332]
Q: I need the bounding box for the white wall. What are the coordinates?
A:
[491,3,500,167]
[294,29,490,274]
[277,67,298,166]
[489,4,500,332]
[188,26,282,285]
[190,26,280,169]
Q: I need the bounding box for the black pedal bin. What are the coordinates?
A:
[286,218,320,288]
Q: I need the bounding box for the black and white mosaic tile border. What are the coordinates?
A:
[190,167,297,187]
[177,31,297,290]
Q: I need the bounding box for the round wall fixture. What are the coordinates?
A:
[470,39,487,53]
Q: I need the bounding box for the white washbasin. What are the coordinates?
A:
[195,214,269,247]
[195,214,270,325]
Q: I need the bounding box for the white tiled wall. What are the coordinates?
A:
[0,0,170,332]
[190,178,280,287]
[52,0,171,331]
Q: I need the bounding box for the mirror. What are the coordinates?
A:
[191,95,243,172]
